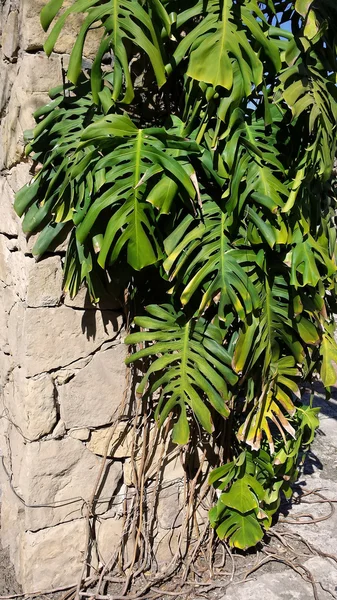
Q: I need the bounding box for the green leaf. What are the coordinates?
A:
[40,0,65,31]
[220,477,259,513]
[320,333,337,387]
[216,509,264,550]
[126,305,233,443]
[43,0,166,104]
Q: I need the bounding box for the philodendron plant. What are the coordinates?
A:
[15,0,337,550]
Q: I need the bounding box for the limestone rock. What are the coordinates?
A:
[0,56,18,115]
[303,557,337,597]
[157,485,183,530]
[0,177,20,237]
[0,235,33,300]
[64,284,121,311]
[69,428,90,441]
[0,480,25,582]
[123,459,133,487]
[58,344,127,429]
[0,351,13,388]
[15,53,63,95]
[2,11,19,59]
[122,430,184,487]
[87,423,133,458]
[4,369,57,441]
[12,436,123,531]
[8,303,123,376]
[0,54,62,169]
[26,256,63,307]
[222,570,315,600]
[95,517,124,566]
[20,0,101,57]
[284,477,337,557]
[7,163,32,194]
[21,519,87,591]
[51,419,66,440]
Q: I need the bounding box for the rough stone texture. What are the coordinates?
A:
[10,436,123,531]
[95,517,124,566]
[20,0,102,57]
[87,423,133,458]
[26,256,63,307]
[4,369,57,441]
[2,10,19,60]
[157,484,183,530]
[8,303,123,377]
[0,178,20,237]
[0,2,130,591]
[0,480,25,580]
[58,344,127,428]
[21,520,87,590]
[223,570,322,600]
[69,427,90,441]
[0,53,63,169]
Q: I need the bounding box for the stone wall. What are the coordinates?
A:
[0,1,127,588]
[0,0,184,591]
[0,1,187,591]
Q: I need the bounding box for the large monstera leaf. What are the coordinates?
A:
[164,200,260,321]
[278,62,337,181]
[15,97,198,275]
[125,304,238,444]
[173,0,280,93]
[40,0,167,103]
[232,272,321,451]
[14,78,96,254]
[75,114,197,270]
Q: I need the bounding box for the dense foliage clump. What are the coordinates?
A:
[16,0,337,549]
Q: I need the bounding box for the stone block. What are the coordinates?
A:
[0,480,25,583]
[95,517,124,566]
[20,0,101,58]
[8,303,123,376]
[69,428,90,441]
[11,436,123,531]
[21,519,87,591]
[51,419,66,439]
[26,256,63,307]
[0,177,20,237]
[2,11,19,59]
[87,423,133,458]
[58,344,127,429]
[64,284,122,311]
[122,430,185,487]
[0,53,18,115]
[157,484,183,530]
[7,163,32,194]
[0,53,62,169]
[0,234,33,300]
[4,369,57,441]
[17,53,63,94]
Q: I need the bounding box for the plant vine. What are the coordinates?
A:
[15,0,337,561]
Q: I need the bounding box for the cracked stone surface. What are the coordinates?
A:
[0,4,128,587]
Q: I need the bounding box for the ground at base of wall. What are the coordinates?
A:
[0,385,336,600]
[0,542,19,596]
